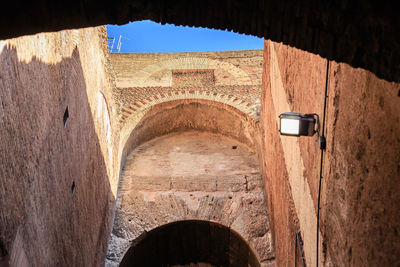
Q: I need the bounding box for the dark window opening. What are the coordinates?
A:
[63,106,69,127]
[232,145,237,149]
[0,237,8,264]
[71,181,76,195]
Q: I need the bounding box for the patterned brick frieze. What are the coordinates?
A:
[110,50,263,132]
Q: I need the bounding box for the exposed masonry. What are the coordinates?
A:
[121,57,255,87]
[107,131,274,266]
[117,86,261,125]
[110,50,263,130]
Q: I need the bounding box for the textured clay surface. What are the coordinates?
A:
[261,39,400,266]
[0,27,116,266]
[107,131,274,266]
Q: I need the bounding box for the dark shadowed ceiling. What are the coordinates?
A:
[1,0,399,82]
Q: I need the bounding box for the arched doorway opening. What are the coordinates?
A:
[120,220,260,267]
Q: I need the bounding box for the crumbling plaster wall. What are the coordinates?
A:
[0,26,119,266]
[261,39,400,266]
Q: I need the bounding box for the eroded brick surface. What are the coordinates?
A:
[0,27,118,266]
[107,131,274,266]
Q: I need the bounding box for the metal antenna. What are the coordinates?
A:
[107,37,115,52]
[108,35,130,53]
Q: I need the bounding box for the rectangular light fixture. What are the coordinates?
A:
[279,112,317,137]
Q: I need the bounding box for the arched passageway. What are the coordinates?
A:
[120,220,260,267]
[107,106,274,266]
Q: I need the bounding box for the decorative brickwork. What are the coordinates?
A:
[117,86,260,123]
[110,50,262,132]
[172,69,215,87]
[110,50,263,88]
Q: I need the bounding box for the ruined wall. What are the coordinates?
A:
[120,100,260,163]
[111,50,263,127]
[111,51,264,185]
[0,27,118,266]
[261,40,400,266]
[108,131,274,266]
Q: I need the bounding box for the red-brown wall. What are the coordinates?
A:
[0,27,117,266]
[261,39,400,266]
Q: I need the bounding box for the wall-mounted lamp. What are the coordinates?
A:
[279,112,326,149]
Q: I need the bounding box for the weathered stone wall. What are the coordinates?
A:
[111,50,263,127]
[108,131,274,266]
[321,59,400,266]
[115,85,261,124]
[0,32,268,266]
[119,100,260,174]
[111,50,264,184]
[0,27,118,266]
[261,39,400,266]
[110,50,263,88]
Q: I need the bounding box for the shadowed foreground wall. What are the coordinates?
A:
[0,27,118,266]
[261,40,400,266]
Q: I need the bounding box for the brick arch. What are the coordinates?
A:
[119,220,260,267]
[133,57,253,86]
[110,129,273,266]
[118,87,260,127]
[118,98,261,176]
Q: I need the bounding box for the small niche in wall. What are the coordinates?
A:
[232,145,238,149]
[63,106,69,127]
[0,237,7,263]
[71,181,76,195]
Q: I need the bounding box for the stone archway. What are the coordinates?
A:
[119,220,260,267]
[107,99,274,266]
[107,131,273,266]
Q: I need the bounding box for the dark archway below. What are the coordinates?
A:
[120,220,260,267]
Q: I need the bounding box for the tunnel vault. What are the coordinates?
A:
[120,220,260,267]
[113,50,263,165]
[107,98,274,265]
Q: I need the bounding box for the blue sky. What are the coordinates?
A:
[107,20,264,53]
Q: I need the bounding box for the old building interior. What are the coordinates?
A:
[0,1,399,266]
